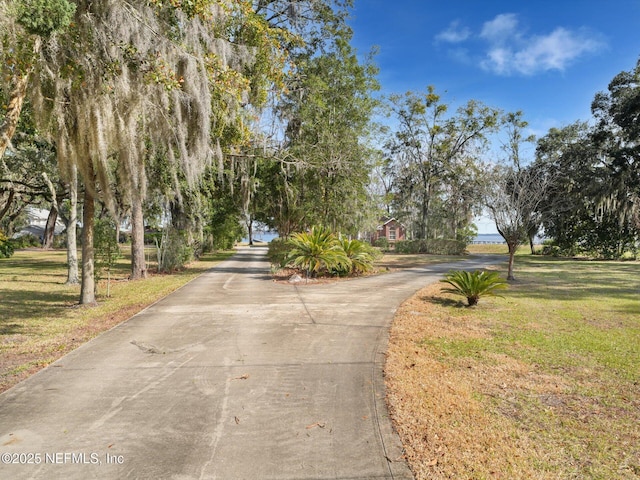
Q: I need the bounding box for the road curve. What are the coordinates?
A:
[0,247,504,480]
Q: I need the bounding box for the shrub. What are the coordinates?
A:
[373,237,389,251]
[440,270,508,306]
[203,216,244,251]
[156,228,194,273]
[94,218,121,297]
[336,237,380,275]
[9,233,41,249]
[286,226,350,277]
[267,237,293,268]
[144,231,163,246]
[0,232,15,258]
[395,239,466,255]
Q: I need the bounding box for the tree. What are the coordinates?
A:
[591,57,640,245]
[486,165,549,280]
[94,217,121,298]
[534,122,597,253]
[0,0,75,162]
[500,111,540,253]
[254,25,379,236]
[532,59,640,259]
[386,87,499,240]
[485,112,548,280]
[28,1,291,304]
[0,95,59,236]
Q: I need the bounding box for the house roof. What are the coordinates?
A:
[378,217,404,228]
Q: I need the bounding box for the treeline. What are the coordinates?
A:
[1,1,638,304]
[0,0,380,304]
[376,61,640,275]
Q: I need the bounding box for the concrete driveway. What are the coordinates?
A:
[0,247,504,479]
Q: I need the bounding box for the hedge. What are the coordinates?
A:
[394,238,466,255]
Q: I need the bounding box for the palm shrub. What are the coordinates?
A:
[336,237,380,275]
[286,226,350,277]
[440,270,508,306]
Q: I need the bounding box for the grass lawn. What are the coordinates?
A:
[0,248,234,393]
[385,255,640,479]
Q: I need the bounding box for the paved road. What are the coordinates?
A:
[0,248,504,479]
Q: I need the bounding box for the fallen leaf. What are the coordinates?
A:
[305,422,326,429]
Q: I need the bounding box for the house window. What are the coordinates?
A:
[389,227,396,241]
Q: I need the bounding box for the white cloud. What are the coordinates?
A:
[435,20,471,43]
[480,13,519,44]
[438,13,606,76]
[512,27,604,74]
[478,15,605,75]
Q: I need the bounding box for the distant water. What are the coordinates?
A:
[472,233,506,244]
[241,231,279,244]
[241,232,505,244]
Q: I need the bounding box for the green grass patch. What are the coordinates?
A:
[0,248,234,392]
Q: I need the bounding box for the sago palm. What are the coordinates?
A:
[440,270,508,306]
[286,226,351,277]
[337,237,379,274]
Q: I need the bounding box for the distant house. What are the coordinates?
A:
[371,217,406,244]
[13,208,65,240]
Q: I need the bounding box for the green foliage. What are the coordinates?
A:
[94,218,121,296]
[395,239,466,255]
[533,58,640,259]
[285,226,350,277]
[267,237,293,268]
[15,0,76,37]
[440,270,508,307]
[386,88,499,241]
[336,237,380,275]
[537,239,561,257]
[456,224,478,245]
[9,233,41,249]
[277,227,379,277]
[256,26,380,235]
[0,232,15,258]
[373,236,389,250]
[156,227,194,273]
[203,218,243,251]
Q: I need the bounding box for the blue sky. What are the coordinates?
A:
[347,0,640,232]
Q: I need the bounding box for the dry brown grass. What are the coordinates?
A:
[385,257,640,480]
[386,284,553,479]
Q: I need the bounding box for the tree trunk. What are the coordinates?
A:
[246,216,253,246]
[130,197,146,279]
[42,205,58,249]
[529,234,535,255]
[0,189,16,222]
[507,242,517,281]
[66,165,79,285]
[80,179,97,305]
